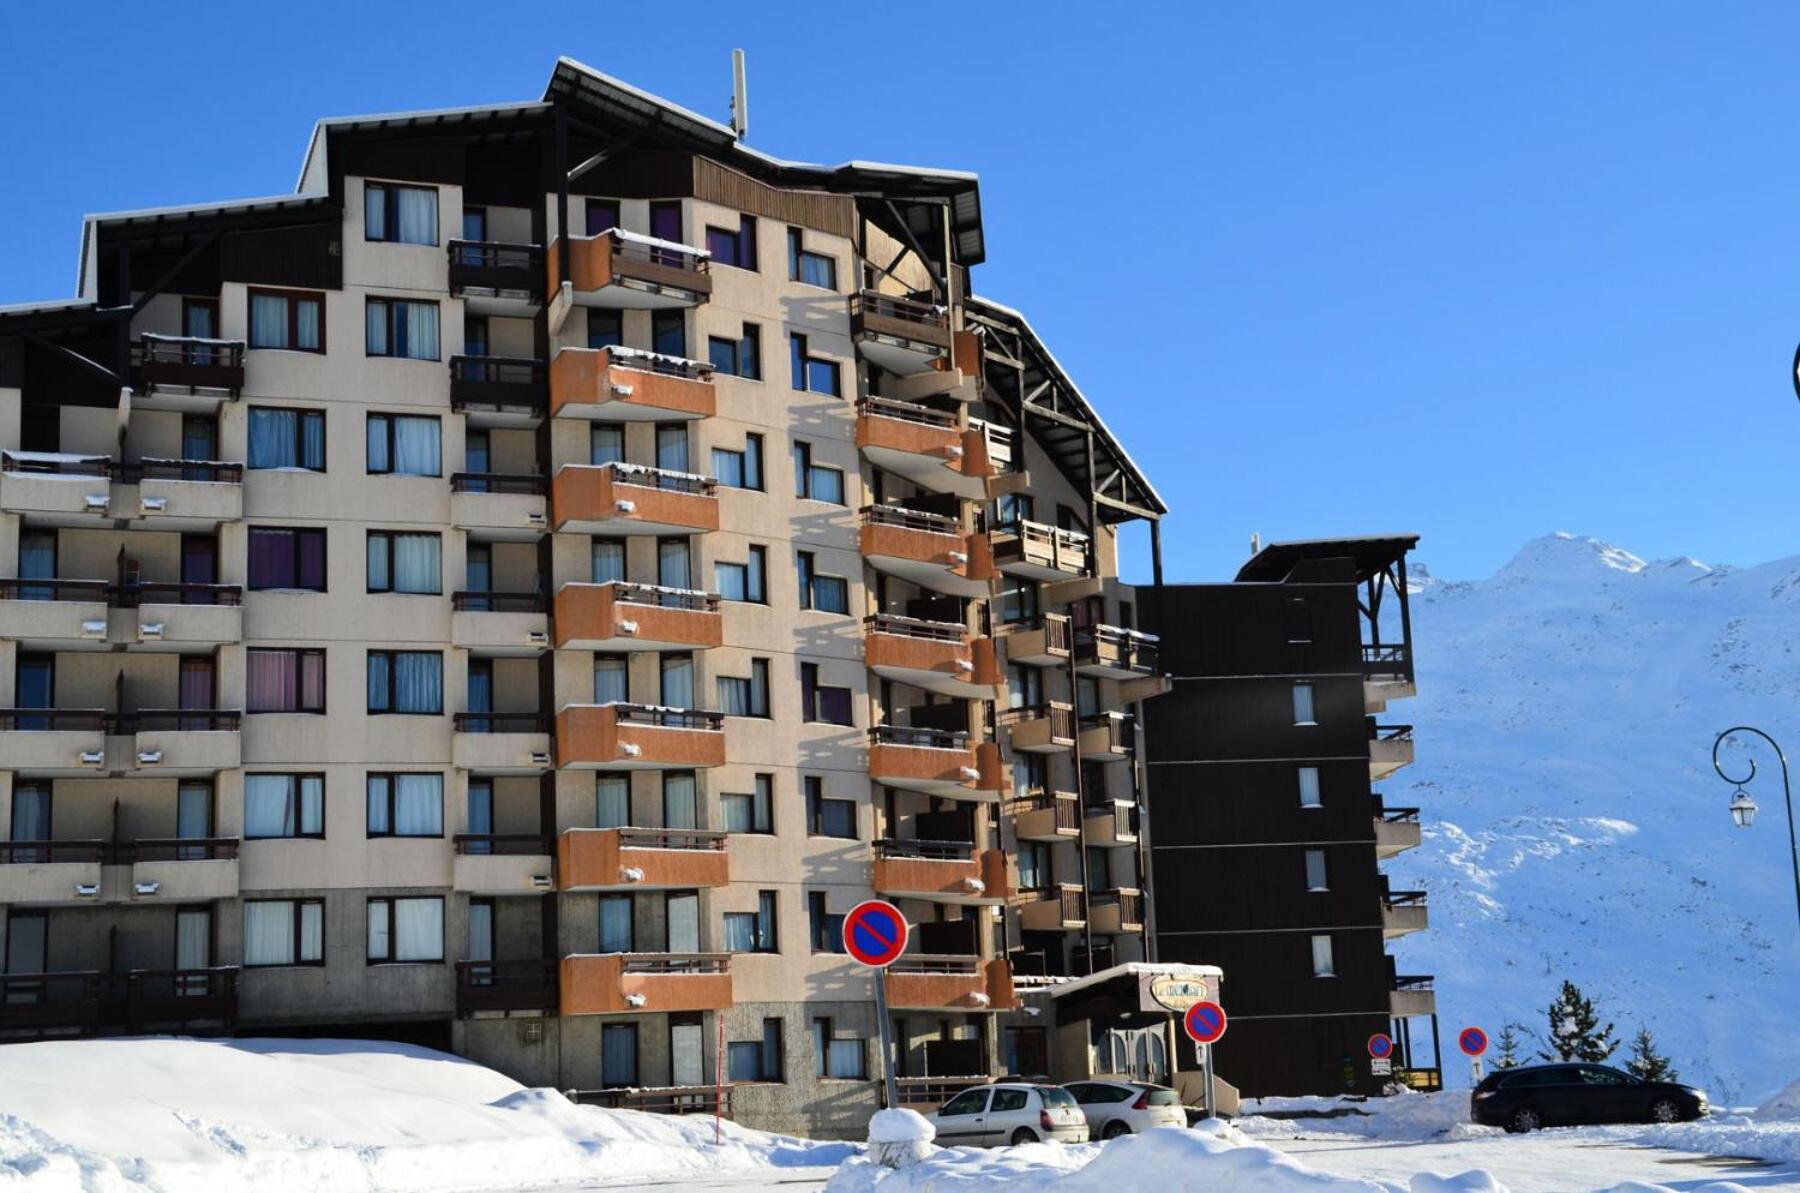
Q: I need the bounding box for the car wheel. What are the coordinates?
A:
[1507,1106,1541,1134]
[1010,1127,1038,1147]
[1101,1120,1132,1140]
[1650,1098,1682,1123]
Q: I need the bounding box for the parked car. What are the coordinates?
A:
[1471,1063,1709,1132]
[1062,1080,1189,1138]
[928,1083,1091,1147]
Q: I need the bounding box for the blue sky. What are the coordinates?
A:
[2,2,1794,583]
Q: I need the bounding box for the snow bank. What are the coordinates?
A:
[0,1036,850,1192]
[1756,1078,1800,1122]
[1238,1089,1495,1143]
[1610,1112,1800,1166]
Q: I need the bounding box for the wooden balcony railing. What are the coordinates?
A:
[858,396,956,429]
[133,334,246,391]
[1371,723,1415,744]
[450,591,549,613]
[0,709,107,731]
[570,1085,731,1117]
[450,472,549,495]
[114,709,242,733]
[0,840,108,864]
[118,458,243,485]
[1074,624,1161,674]
[455,959,559,1016]
[115,581,242,607]
[452,713,550,734]
[850,291,951,334]
[1379,806,1422,824]
[0,579,112,602]
[863,503,961,536]
[611,704,726,733]
[1010,789,1080,834]
[1362,643,1413,681]
[453,834,552,856]
[449,356,550,412]
[447,240,546,296]
[115,838,239,862]
[0,967,238,1035]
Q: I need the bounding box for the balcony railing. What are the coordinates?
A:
[608,581,721,613]
[1001,703,1077,739]
[620,952,730,976]
[453,833,552,856]
[132,334,246,392]
[447,240,546,297]
[1393,973,1435,992]
[874,837,977,861]
[450,472,549,495]
[1371,723,1414,744]
[864,503,960,536]
[614,827,729,853]
[450,590,548,613]
[603,461,718,497]
[993,519,1090,571]
[1362,643,1413,680]
[0,709,108,731]
[455,958,559,1016]
[1074,625,1161,675]
[612,704,726,733]
[449,356,550,414]
[114,709,242,733]
[570,1085,731,1117]
[0,840,108,864]
[858,396,956,429]
[0,579,112,602]
[866,613,966,643]
[115,838,239,862]
[605,345,716,382]
[895,1076,989,1107]
[1,451,110,477]
[1379,806,1422,824]
[452,713,550,734]
[118,458,243,485]
[850,291,951,335]
[1010,789,1080,835]
[116,582,242,607]
[870,724,970,751]
[1383,889,1429,908]
[0,967,238,1035]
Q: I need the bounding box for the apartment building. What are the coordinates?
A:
[1141,536,1438,1097]
[0,58,1171,1137]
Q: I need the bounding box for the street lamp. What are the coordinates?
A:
[1710,726,1800,931]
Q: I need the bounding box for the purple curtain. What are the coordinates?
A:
[298,532,326,589]
[247,651,296,712]
[248,530,291,588]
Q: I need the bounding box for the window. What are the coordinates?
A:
[805,776,856,838]
[808,892,844,954]
[248,408,325,471]
[1310,933,1336,977]
[366,297,441,360]
[244,773,324,838]
[601,1023,639,1089]
[1304,848,1329,892]
[366,532,442,594]
[366,896,445,962]
[591,539,626,583]
[940,1089,990,1117]
[788,333,841,396]
[599,895,634,953]
[1017,840,1049,890]
[366,773,444,837]
[706,215,758,270]
[725,891,778,953]
[1297,766,1322,808]
[717,659,771,717]
[594,655,628,704]
[991,1088,1029,1113]
[800,664,853,726]
[243,899,323,967]
[662,771,699,829]
[1285,597,1314,644]
[367,651,443,714]
[590,422,625,466]
[796,552,849,614]
[997,492,1035,525]
[1292,683,1316,725]
[585,198,621,236]
[722,774,774,834]
[661,654,696,709]
[712,433,765,490]
[246,649,326,714]
[813,1021,865,1079]
[653,310,686,359]
[707,323,762,380]
[728,1018,784,1083]
[248,288,323,352]
[248,527,326,591]
[587,307,623,350]
[715,546,767,603]
[792,441,845,504]
[596,775,629,829]
[787,227,837,289]
[366,413,442,476]
[364,182,437,245]
[996,579,1040,625]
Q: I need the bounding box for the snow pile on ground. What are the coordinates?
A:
[1237,1090,1495,1143]
[1755,1078,1800,1121]
[1612,1108,1800,1166]
[0,1036,851,1191]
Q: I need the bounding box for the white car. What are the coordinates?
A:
[1062,1080,1189,1139]
[928,1082,1091,1147]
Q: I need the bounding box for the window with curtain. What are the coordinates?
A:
[366,773,444,837]
[366,532,441,594]
[601,1023,638,1088]
[248,289,323,352]
[466,780,493,852]
[244,899,323,966]
[715,659,769,718]
[666,892,699,952]
[661,772,697,830]
[652,310,686,358]
[660,654,695,708]
[248,527,327,590]
[786,228,837,289]
[1292,683,1316,725]
[723,913,757,953]
[714,547,766,603]
[176,908,211,971]
[788,333,841,396]
[244,773,324,838]
[366,414,442,476]
[1304,848,1329,892]
[712,432,764,490]
[364,182,439,245]
[727,1041,763,1082]
[996,579,1040,625]
[792,441,845,503]
[590,423,625,465]
[591,539,626,584]
[596,775,629,828]
[805,776,856,838]
[655,424,689,472]
[705,215,757,270]
[247,408,325,470]
[800,664,853,726]
[1297,766,1322,808]
[367,651,443,714]
[593,655,628,704]
[366,297,441,360]
[599,896,633,953]
[1017,841,1048,890]
[246,649,326,713]
[795,552,848,614]
[808,892,844,954]
[1310,934,1335,977]
[721,774,773,834]
[707,323,761,380]
[657,538,691,589]
[367,896,444,962]
[9,785,50,861]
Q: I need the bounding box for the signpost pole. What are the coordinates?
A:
[1470,1056,1483,1085]
[1201,1042,1215,1120]
[874,966,898,1111]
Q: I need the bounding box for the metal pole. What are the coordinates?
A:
[1712,725,1800,932]
[1201,1041,1215,1120]
[714,1010,724,1146]
[873,968,899,1110]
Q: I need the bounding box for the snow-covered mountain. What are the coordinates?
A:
[1386,532,1800,1103]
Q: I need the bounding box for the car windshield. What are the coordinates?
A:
[1038,1087,1078,1109]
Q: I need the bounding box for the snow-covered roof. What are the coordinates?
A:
[1031,962,1223,1002]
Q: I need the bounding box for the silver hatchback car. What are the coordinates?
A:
[928,1082,1091,1147]
[1062,1079,1190,1138]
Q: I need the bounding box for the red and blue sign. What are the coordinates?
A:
[1458,1027,1489,1057]
[1368,1033,1394,1060]
[1183,1000,1228,1045]
[842,899,909,968]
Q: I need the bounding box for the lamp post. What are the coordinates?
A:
[1710,725,1800,932]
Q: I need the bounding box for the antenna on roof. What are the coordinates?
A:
[1250,532,1261,556]
[730,49,749,140]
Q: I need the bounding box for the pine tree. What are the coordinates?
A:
[1494,1021,1526,1069]
[1624,1026,1677,1082]
[1538,980,1618,1063]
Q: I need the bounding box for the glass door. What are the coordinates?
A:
[176,781,212,860]
[467,779,494,854]
[15,657,52,731]
[18,532,53,602]
[3,911,47,1003]
[467,898,495,963]
[465,543,492,606]
[671,1020,704,1087]
[181,536,218,605]
[9,785,50,863]
[655,424,689,473]
[183,298,219,365]
[666,891,699,953]
[175,907,212,993]
[601,1022,638,1087]
[660,653,694,708]
[467,659,493,732]
[661,773,697,831]
[464,430,491,494]
[179,657,215,730]
[656,538,690,590]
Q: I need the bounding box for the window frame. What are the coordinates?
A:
[805,775,857,839]
[792,440,845,504]
[243,897,325,968]
[246,406,326,472]
[716,659,771,719]
[363,181,440,246]
[1297,766,1323,808]
[795,551,849,614]
[1310,932,1336,978]
[365,412,443,477]
[243,772,325,839]
[788,333,841,396]
[800,663,853,726]
[365,296,442,361]
[1304,848,1329,892]
[245,648,327,714]
[365,894,447,964]
[721,774,775,835]
[786,227,838,290]
[1292,682,1317,726]
[365,530,443,595]
[712,432,765,491]
[808,892,845,954]
[247,527,327,592]
[365,772,446,839]
[366,650,445,716]
[246,287,325,354]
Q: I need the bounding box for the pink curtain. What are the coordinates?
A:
[247,651,297,713]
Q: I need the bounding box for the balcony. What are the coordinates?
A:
[1390,974,1438,1018]
[456,959,559,1017]
[1000,613,1071,667]
[118,583,242,650]
[558,828,729,891]
[130,334,245,407]
[447,240,545,315]
[1002,702,1075,755]
[117,459,244,529]
[885,956,1016,1012]
[1,452,116,525]
[1375,807,1423,859]
[452,713,552,775]
[0,709,107,775]
[1078,712,1134,763]
[1016,883,1085,932]
[0,841,105,904]
[1084,800,1140,846]
[1382,890,1430,939]
[1369,723,1416,779]
[854,399,998,500]
[1074,625,1160,679]
[895,1077,990,1110]
[453,835,554,895]
[864,614,1000,699]
[1088,888,1144,935]
[0,968,238,1038]
[572,1085,734,1117]
[560,952,731,1016]
[849,291,953,375]
[451,591,550,656]
[450,357,549,427]
[871,839,1009,905]
[123,838,240,902]
[868,725,1006,802]
[554,582,722,652]
[0,579,111,649]
[990,520,1090,581]
[120,710,242,776]
[557,704,726,770]
[552,463,719,536]
[450,473,548,541]
[550,347,715,422]
[859,505,995,599]
[553,229,712,309]
[1009,790,1080,842]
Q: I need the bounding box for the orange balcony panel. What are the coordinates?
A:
[873,848,1010,904]
[554,583,722,652]
[557,828,729,891]
[550,348,715,421]
[550,234,712,308]
[552,465,719,536]
[864,620,997,698]
[557,704,726,770]
[859,515,995,600]
[560,953,732,1016]
[885,958,1016,1011]
[868,736,1006,802]
[857,408,959,460]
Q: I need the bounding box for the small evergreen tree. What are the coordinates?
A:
[1624,1026,1677,1082]
[1494,1021,1526,1069]
[1538,980,1618,1062]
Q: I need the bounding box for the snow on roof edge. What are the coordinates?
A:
[1039,961,1223,1002]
